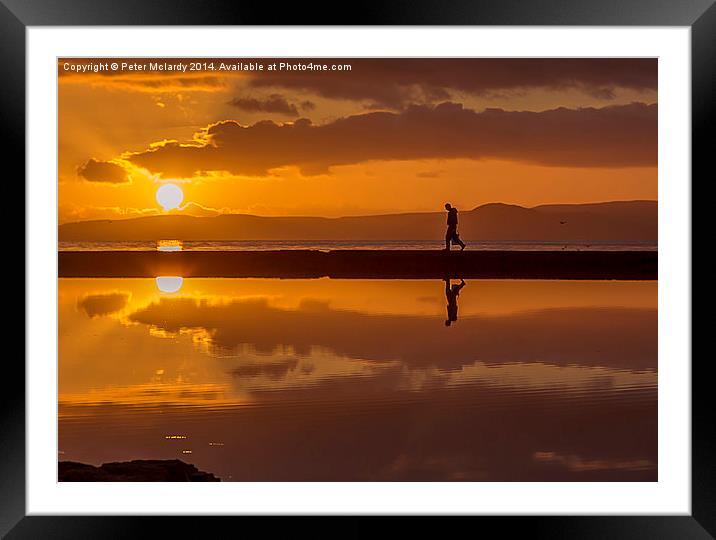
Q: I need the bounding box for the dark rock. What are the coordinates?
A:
[58,459,220,482]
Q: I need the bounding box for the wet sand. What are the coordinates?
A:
[58,250,657,279]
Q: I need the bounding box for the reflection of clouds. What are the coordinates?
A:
[59,382,245,414]
[61,283,657,404]
[77,292,129,318]
[533,451,654,472]
[126,296,657,371]
[398,362,656,393]
[225,348,396,393]
[59,343,397,413]
[112,294,658,400]
[59,277,658,320]
[60,374,657,481]
[382,453,487,481]
[59,278,658,481]
[231,358,299,380]
[58,351,657,412]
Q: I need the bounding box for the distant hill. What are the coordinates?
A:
[58,201,657,243]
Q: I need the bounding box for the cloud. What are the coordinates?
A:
[58,201,226,224]
[77,159,130,183]
[172,201,222,217]
[227,94,302,116]
[127,102,657,177]
[59,58,656,104]
[59,204,160,224]
[248,58,657,107]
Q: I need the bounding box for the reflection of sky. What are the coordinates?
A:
[58,278,657,481]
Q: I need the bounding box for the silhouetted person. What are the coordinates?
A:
[444,203,466,251]
[444,278,466,326]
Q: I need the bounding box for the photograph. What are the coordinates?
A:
[56,57,659,483]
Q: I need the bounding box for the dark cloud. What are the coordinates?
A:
[227,94,301,116]
[60,58,656,105]
[77,159,129,183]
[77,293,129,318]
[127,102,657,177]
[249,59,657,107]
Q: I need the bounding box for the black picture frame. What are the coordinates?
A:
[5,1,710,537]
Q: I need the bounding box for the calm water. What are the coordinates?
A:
[59,240,658,252]
[59,278,657,481]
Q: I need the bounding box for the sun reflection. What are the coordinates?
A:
[157,240,183,252]
[155,276,184,293]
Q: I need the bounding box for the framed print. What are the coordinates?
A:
[7,0,712,537]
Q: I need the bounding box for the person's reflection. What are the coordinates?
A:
[444,278,466,327]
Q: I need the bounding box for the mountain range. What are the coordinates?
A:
[58,201,657,243]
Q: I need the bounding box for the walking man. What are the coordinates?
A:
[444,203,466,251]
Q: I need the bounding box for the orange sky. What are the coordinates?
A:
[58,58,657,224]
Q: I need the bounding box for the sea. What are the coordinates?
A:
[59,239,658,252]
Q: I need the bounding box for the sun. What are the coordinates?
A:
[156,183,184,211]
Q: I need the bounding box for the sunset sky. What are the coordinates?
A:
[58,58,657,224]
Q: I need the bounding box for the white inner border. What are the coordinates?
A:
[27,27,691,515]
